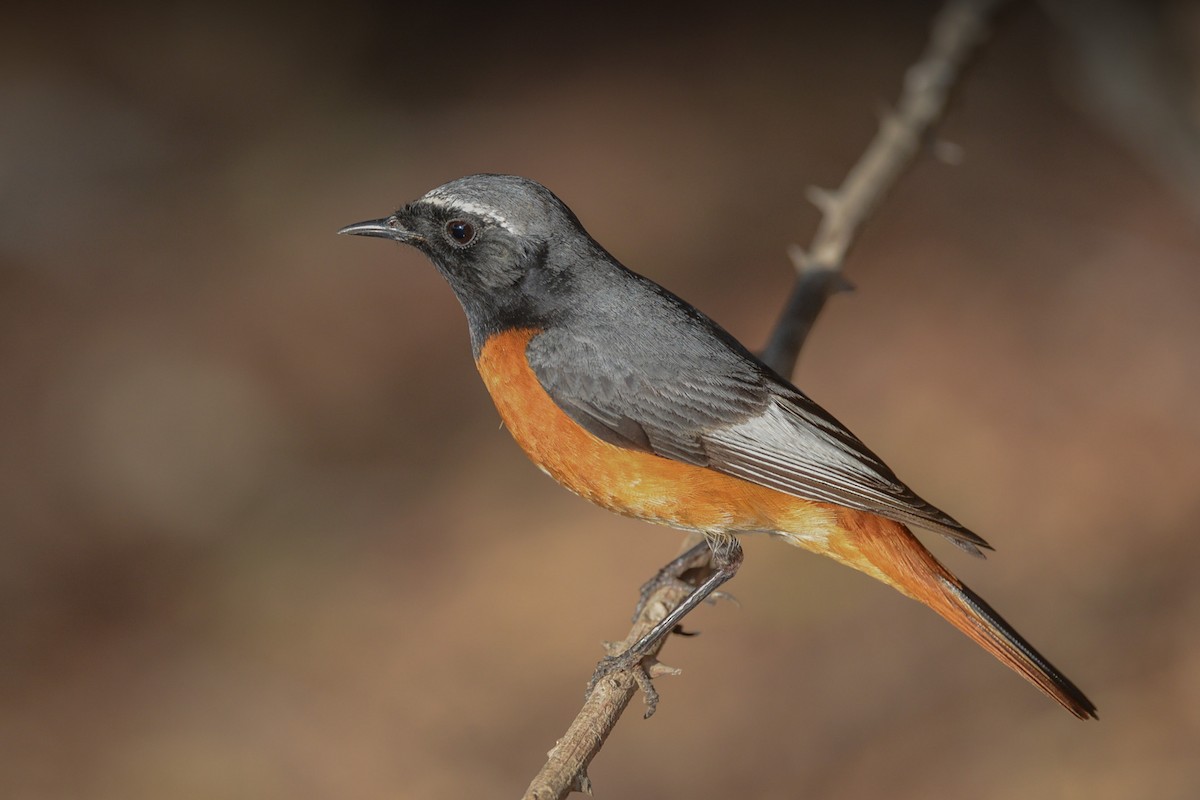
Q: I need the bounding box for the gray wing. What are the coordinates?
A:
[701,392,990,555]
[526,320,769,465]
[526,323,990,556]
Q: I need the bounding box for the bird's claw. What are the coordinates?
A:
[709,589,740,608]
[586,649,681,719]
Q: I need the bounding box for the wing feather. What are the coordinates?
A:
[702,397,990,555]
[525,321,989,555]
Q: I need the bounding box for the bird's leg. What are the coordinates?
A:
[631,538,713,621]
[623,537,742,656]
[588,537,743,717]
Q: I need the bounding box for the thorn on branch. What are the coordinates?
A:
[805,186,838,214]
[571,770,593,796]
[786,243,812,271]
[934,140,965,164]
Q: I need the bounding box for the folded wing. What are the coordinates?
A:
[527,324,990,555]
[702,394,990,555]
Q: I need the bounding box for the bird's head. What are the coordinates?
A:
[339,173,589,302]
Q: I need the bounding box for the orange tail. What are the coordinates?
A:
[820,511,1097,719]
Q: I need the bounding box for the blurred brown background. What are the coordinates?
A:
[3,1,1199,798]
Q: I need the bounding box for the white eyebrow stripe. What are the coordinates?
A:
[418,192,519,234]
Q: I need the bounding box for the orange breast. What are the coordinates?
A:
[475,328,840,538]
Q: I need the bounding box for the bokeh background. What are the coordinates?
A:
[4,1,1199,798]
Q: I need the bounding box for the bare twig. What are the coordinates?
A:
[523,548,708,799]
[523,1,1009,796]
[762,0,1007,377]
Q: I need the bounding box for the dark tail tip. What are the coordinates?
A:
[951,581,1098,720]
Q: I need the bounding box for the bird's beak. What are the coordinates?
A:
[337,216,424,244]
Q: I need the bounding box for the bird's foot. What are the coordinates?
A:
[586,644,682,719]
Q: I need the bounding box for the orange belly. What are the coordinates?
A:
[475,328,842,541]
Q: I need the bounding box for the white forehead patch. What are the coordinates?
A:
[418,190,520,234]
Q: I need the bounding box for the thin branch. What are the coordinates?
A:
[524,545,709,800]
[762,0,1007,377]
[523,1,1009,796]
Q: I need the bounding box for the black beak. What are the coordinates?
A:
[337,216,424,244]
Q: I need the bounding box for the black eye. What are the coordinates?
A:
[445,219,476,246]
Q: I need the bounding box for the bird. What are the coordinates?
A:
[339,173,1096,720]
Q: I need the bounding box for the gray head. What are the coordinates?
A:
[340,174,609,346]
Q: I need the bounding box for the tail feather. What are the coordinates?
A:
[817,510,1097,719]
[935,577,1097,719]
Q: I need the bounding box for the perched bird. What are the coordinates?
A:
[340,174,1096,719]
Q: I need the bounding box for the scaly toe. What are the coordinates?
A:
[585,650,671,718]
